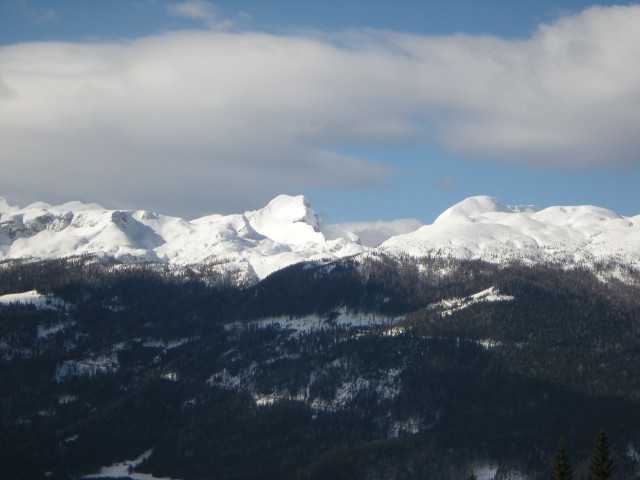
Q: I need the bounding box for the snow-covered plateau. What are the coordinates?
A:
[1,194,638,283]
[380,196,640,277]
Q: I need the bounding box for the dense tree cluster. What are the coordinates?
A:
[547,430,616,480]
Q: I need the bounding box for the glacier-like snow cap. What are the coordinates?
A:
[250,195,319,226]
[435,196,522,223]
[0,196,17,213]
[244,195,324,246]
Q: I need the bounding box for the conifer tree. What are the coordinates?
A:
[550,437,573,480]
[588,429,613,480]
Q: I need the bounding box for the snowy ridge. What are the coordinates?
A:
[1,194,639,283]
[381,196,640,277]
[0,194,367,281]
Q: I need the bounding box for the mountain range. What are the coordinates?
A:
[2,194,640,479]
[1,194,638,283]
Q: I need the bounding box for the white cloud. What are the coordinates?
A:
[1,5,639,215]
[167,1,232,30]
[17,0,56,23]
[0,76,19,100]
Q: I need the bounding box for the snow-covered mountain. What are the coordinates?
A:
[380,195,640,274]
[0,194,365,282]
[1,194,638,282]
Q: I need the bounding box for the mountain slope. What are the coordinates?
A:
[2,256,640,480]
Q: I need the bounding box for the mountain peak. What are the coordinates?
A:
[244,195,325,245]
[380,196,638,283]
[0,196,17,213]
[1,193,638,285]
[256,195,318,227]
[435,196,512,223]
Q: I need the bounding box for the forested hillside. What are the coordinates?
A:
[1,255,639,479]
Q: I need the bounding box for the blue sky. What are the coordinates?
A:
[1,0,639,222]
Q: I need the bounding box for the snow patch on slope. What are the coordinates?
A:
[82,449,179,480]
[225,309,404,336]
[38,321,76,339]
[429,286,514,317]
[55,354,119,382]
[0,290,67,309]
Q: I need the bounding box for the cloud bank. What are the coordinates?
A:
[1,5,639,215]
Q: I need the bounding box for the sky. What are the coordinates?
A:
[1,0,639,223]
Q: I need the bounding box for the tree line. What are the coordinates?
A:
[465,429,623,480]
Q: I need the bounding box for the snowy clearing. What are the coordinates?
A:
[82,450,180,480]
[429,286,514,317]
[0,290,68,309]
